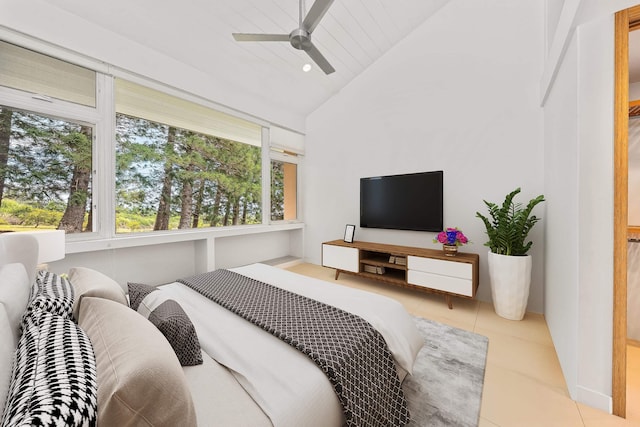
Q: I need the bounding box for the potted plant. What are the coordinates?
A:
[476,188,545,320]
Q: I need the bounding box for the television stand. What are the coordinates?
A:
[321,240,479,309]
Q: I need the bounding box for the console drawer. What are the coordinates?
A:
[408,255,472,279]
[407,270,473,297]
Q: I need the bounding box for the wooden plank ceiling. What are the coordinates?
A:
[48,0,452,117]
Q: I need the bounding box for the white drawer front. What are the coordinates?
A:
[407,270,473,297]
[322,244,359,273]
[408,256,472,280]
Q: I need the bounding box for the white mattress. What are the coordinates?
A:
[152,263,424,427]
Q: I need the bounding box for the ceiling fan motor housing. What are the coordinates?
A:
[231,0,335,74]
[289,28,312,51]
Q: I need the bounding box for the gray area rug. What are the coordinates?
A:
[403,317,489,427]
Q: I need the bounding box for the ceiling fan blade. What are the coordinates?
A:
[305,43,335,74]
[232,33,290,42]
[302,0,335,33]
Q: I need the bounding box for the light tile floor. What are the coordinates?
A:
[285,263,640,427]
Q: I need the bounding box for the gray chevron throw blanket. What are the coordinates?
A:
[178,269,410,427]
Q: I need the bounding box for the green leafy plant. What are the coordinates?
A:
[476,188,545,256]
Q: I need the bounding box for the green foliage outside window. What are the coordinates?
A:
[0,107,263,234]
[115,114,262,233]
[271,161,285,221]
[0,106,92,233]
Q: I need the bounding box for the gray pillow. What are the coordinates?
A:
[127,282,157,311]
[148,299,203,367]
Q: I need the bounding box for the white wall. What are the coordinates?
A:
[49,230,300,290]
[575,18,617,410]
[215,230,302,269]
[50,241,198,291]
[546,0,566,51]
[542,0,633,410]
[577,0,640,26]
[542,26,580,402]
[304,0,545,311]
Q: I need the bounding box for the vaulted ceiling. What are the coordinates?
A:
[49,0,451,117]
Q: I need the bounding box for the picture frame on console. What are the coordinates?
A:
[343,224,355,243]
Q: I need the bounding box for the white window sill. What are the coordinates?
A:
[65,222,304,254]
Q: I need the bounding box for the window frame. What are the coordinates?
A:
[0,36,304,252]
[112,75,268,234]
[0,80,106,241]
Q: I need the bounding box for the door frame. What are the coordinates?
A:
[613,5,640,418]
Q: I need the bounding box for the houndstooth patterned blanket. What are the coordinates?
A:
[178,269,410,427]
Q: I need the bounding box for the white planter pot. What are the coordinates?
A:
[487,252,532,320]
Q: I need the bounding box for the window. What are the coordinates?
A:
[269,126,303,222]
[0,41,98,235]
[0,106,93,233]
[115,79,263,233]
[271,159,297,221]
[0,40,302,242]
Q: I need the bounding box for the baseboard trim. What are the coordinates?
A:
[576,385,613,414]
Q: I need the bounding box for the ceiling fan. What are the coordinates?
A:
[232,0,336,75]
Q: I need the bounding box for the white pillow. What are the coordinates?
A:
[0,308,14,415]
[0,263,30,347]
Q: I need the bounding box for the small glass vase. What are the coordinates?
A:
[443,244,458,256]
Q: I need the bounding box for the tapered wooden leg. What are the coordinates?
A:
[446,295,453,309]
[335,270,341,280]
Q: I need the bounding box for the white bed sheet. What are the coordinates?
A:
[232,263,424,375]
[153,263,423,427]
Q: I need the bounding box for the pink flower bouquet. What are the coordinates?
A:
[433,227,469,246]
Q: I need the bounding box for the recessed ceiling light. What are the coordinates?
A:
[302,63,312,72]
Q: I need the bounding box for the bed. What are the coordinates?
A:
[0,233,424,427]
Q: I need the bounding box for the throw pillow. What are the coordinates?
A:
[32,269,75,302]
[148,299,203,366]
[78,297,197,427]
[22,270,75,323]
[2,310,98,427]
[67,267,127,319]
[127,282,157,311]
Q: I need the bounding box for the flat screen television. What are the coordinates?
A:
[360,171,443,232]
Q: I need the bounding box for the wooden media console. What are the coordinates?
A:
[322,240,479,309]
